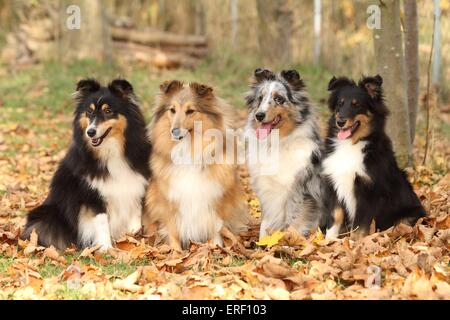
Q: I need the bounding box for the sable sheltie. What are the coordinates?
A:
[21,78,151,250]
[143,80,248,250]
[245,68,327,240]
[323,75,425,238]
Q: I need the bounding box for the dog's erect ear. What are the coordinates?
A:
[253,68,275,83]
[190,82,214,99]
[160,80,183,95]
[108,78,135,101]
[75,78,101,98]
[327,76,354,91]
[280,69,305,90]
[359,75,383,99]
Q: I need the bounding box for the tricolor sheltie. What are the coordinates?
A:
[22,78,151,250]
[143,80,248,250]
[245,68,327,239]
[323,75,425,238]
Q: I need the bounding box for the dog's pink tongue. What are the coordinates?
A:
[337,128,352,140]
[256,123,272,140]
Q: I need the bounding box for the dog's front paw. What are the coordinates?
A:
[212,234,224,247]
[97,242,113,252]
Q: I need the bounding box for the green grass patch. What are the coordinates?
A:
[37,259,64,278]
[0,56,334,124]
[228,255,246,267]
[0,254,15,274]
[75,254,150,278]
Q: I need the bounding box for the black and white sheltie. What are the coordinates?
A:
[245,68,327,240]
[323,75,425,238]
[21,78,151,250]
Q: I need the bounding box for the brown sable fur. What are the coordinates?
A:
[143,81,248,250]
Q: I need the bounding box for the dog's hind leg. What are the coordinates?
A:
[326,207,344,239]
[22,204,75,250]
[78,207,112,251]
[212,218,224,247]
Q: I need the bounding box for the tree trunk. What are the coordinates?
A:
[313,0,321,64]
[59,0,111,62]
[403,0,419,143]
[432,0,441,87]
[256,0,293,65]
[158,0,196,34]
[373,0,412,167]
[230,0,238,48]
[194,0,206,36]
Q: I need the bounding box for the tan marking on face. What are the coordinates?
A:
[89,104,95,111]
[110,115,127,150]
[352,99,357,106]
[277,106,297,138]
[79,114,89,131]
[252,103,296,138]
[333,207,344,225]
[89,115,127,153]
[350,113,372,144]
[101,104,110,111]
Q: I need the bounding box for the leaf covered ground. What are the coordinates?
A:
[0,61,449,300]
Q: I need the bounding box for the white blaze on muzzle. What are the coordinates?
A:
[86,120,97,137]
[86,118,112,147]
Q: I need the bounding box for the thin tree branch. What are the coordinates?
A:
[422,14,436,165]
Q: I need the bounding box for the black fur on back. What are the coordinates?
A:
[21,78,151,249]
[323,75,425,234]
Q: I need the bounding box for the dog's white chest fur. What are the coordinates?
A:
[88,139,147,239]
[323,139,369,223]
[168,164,224,245]
[247,126,318,235]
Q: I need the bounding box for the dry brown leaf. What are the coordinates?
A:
[43,246,66,263]
[256,255,295,279]
[112,267,143,293]
[290,288,310,300]
[267,287,290,300]
[79,245,101,258]
[182,285,211,300]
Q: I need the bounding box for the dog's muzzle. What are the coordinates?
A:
[171,127,188,141]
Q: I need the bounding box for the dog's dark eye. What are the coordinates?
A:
[274,96,285,105]
[104,108,112,115]
[186,109,194,115]
[169,108,176,114]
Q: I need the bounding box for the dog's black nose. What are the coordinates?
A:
[255,112,266,122]
[87,128,96,137]
[336,120,346,128]
[171,128,181,136]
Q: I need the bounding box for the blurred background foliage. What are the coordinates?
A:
[0,0,448,168]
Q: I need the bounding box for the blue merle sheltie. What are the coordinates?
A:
[245,68,327,240]
[21,78,151,250]
[323,75,425,238]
